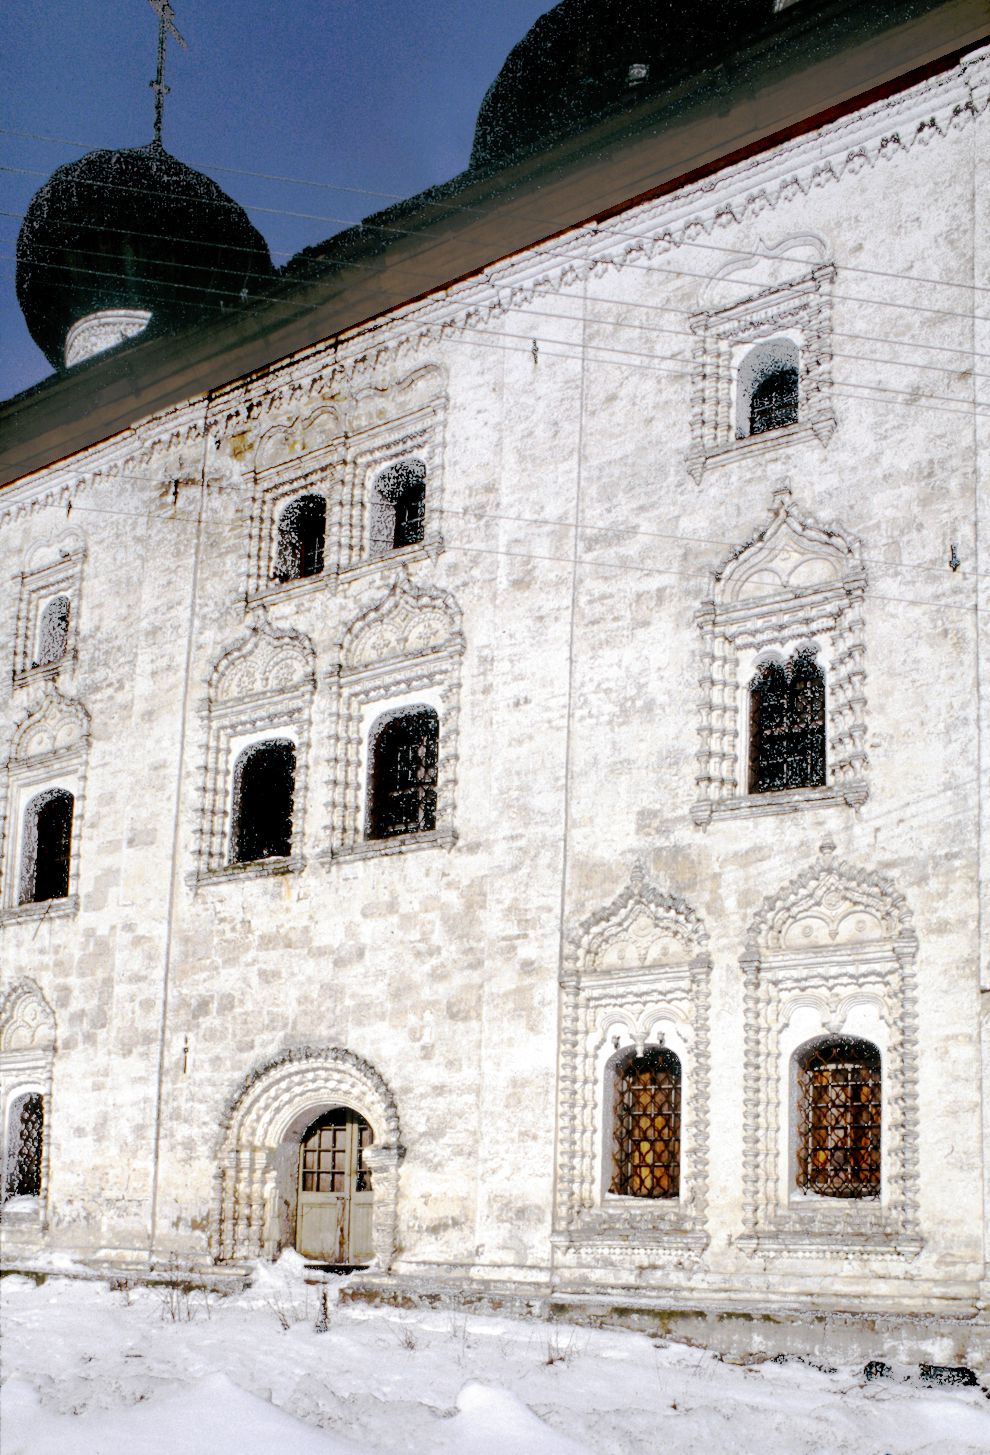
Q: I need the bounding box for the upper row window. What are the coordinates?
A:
[737,338,799,439]
[271,457,428,586]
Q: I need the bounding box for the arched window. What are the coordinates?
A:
[274,494,326,582]
[3,1092,44,1201]
[367,707,438,839]
[737,338,799,437]
[34,595,70,667]
[19,788,74,904]
[231,739,296,863]
[371,459,427,554]
[796,1036,881,1198]
[609,1046,681,1198]
[748,647,825,794]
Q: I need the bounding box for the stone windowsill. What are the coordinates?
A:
[692,781,868,825]
[327,828,456,864]
[194,855,305,888]
[1,894,79,926]
[12,658,71,690]
[247,571,333,608]
[336,537,442,586]
[694,417,834,479]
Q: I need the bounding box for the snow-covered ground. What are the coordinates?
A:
[2,1255,988,1454]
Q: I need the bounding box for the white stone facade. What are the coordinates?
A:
[1,48,988,1331]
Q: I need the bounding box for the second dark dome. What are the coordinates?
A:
[16,141,275,370]
[471,0,777,171]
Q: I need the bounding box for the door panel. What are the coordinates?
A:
[296,1109,373,1263]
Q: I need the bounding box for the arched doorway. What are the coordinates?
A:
[296,1108,374,1264]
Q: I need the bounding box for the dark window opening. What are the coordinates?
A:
[300,1109,374,1194]
[4,1092,44,1200]
[231,739,296,864]
[750,365,799,435]
[20,788,73,904]
[749,649,825,794]
[34,595,70,667]
[274,493,326,582]
[796,1037,881,1199]
[610,1046,681,1199]
[368,707,438,839]
[372,459,426,553]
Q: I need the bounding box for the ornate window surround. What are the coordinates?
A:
[327,571,464,861]
[692,486,868,825]
[245,429,344,604]
[0,979,55,1232]
[738,838,921,1258]
[688,265,836,483]
[1,686,89,921]
[12,539,85,687]
[213,1045,404,1270]
[554,864,712,1260]
[194,613,315,884]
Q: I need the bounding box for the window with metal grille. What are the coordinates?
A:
[4,1092,44,1200]
[274,493,326,581]
[609,1046,681,1198]
[19,788,73,904]
[371,459,426,554]
[750,365,799,435]
[749,648,825,793]
[231,739,296,863]
[34,595,70,667]
[796,1037,881,1199]
[367,707,438,839]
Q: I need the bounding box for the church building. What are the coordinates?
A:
[1,0,988,1363]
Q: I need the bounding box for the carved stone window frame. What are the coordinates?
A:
[194,614,315,884]
[0,979,56,1234]
[328,572,463,860]
[738,838,921,1259]
[245,453,343,604]
[688,265,835,483]
[554,865,712,1262]
[1,686,89,920]
[12,545,85,687]
[692,487,868,825]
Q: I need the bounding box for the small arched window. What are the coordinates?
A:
[231,739,296,863]
[367,707,438,839]
[796,1036,881,1199]
[274,494,326,582]
[737,338,799,437]
[3,1092,44,1201]
[371,459,427,555]
[19,788,74,904]
[34,595,70,668]
[609,1046,681,1199]
[748,647,825,794]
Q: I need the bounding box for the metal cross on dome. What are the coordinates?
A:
[147,0,188,146]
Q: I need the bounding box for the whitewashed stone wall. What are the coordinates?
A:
[1,47,987,1318]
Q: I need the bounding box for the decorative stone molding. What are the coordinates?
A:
[64,309,151,368]
[0,979,55,1229]
[738,838,921,1258]
[691,487,868,825]
[328,571,464,857]
[1,685,91,913]
[194,612,315,879]
[213,1045,403,1268]
[12,538,85,687]
[554,864,712,1259]
[688,265,835,483]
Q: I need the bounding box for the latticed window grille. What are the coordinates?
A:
[300,1109,373,1193]
[749,364,799,435]
[749,648,825,793]
[4,1092,44,1200]
[274,493,326,581]
[610,1046,681,1198]
[368,707,438,839]
[35,595,70,667]
[796,1037,881,1199]
[231,739,296,863]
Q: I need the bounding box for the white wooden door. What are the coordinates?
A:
[296,1109,374,1264]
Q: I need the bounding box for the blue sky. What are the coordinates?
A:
[1,1,551,401]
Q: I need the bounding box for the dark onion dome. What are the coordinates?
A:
[471,0,778,172]
[16,141,275,370]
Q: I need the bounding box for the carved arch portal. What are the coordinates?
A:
[214,1046,403,1267]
